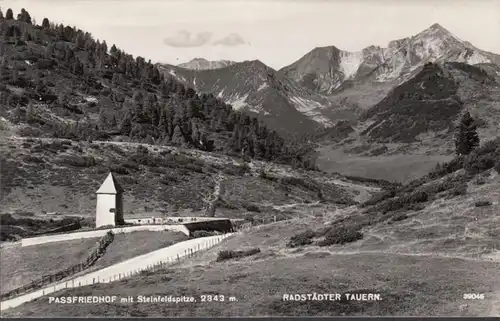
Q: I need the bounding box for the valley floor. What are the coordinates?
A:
[316,146,453,184]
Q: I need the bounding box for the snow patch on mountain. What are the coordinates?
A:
[462,51,492,65]
[228,94,249,110]
[178,58,236,70]
[339,51,363,79]
[289,96,333,126]
[258,82,269,91]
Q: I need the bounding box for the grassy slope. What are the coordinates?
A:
[0,231,188,295]
[0,238,100,294]
[7,168,499,317]
[90,231,188,271]
[0,134,371,220]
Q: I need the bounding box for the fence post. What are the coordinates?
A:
[65,282,68,288]
[72,280,75,287]
[274,215,276,223]
[177,254,180,261]
[53,285,56,292]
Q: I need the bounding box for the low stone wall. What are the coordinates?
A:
[21,225,190,247]
[183,219,234,236]
[124,216,229,225]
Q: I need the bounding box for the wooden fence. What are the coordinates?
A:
[1,231,114,300]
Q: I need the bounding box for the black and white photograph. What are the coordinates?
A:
[0,0,499,318]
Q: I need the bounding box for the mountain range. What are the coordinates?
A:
[160,23,500,148]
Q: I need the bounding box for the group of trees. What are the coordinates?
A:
[0,7,318,169]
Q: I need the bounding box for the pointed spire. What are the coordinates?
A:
[96,172,124,194]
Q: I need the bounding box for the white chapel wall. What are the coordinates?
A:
[96,194,116,228]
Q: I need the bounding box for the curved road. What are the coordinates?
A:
[1,233,233,311]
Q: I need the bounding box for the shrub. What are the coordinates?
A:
[428,156,464,179]
[463,138,500,175]
[222,163,250,176]
[474,177,486,185]
[216,248,261,262]
[450,184,467,196]
[191,230,218,238]
[160,174,179,185]
[243,203,261,212]
[109,164,129,175]
[388,213,408,224]
[373,190,429,214]
[475,200,492,207]
[287,229,317,248]
[60,155,96,167]
[495,161,500,174]
[317,226,363,246]
[18,126,45,138]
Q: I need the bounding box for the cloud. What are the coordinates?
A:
[212,33,246,46]
[163,30,212,48]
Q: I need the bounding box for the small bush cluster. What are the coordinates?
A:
[109,164,129,175]
[60,155,96,167]
[191,230,218,238]
[222,162,251,176]
[428,156,464,179]
[372,190,429,214]
[387,213,409,224]
[243,203,261,212]
[216,248,261,262]
[287,229,317,248]
[449,184,467,196]
[159,174,179,185]
[317,226,364,246]
[475,200,492,207]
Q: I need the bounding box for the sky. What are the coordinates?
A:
[1,0,499,69]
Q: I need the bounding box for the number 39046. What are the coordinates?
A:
[463,293,485,300]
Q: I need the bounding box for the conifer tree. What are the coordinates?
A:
[5,8,13,20]
[171,125,184,146]
[42,17,50,28]
[455,111,480,156]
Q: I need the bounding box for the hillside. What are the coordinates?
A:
[361,62,500,143]
[0,15,317,170]
[1,132,389,243]
[5,137,500,317]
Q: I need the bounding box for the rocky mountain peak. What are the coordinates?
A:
[177,58,236,70]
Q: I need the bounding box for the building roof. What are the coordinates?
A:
[96,172,124,194]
